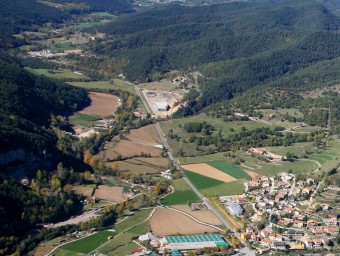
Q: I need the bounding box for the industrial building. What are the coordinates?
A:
[161,233,228,251]
[155,102,169,111]
[226,200,244,217]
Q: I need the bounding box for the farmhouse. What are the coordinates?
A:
[161,234,228,251]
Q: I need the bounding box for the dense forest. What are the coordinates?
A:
[81,0,340,112]
[0,0,68,48]
[48,0,135,14]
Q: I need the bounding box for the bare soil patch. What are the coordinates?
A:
[126,125,161,145]
[182,163,236,182]
[93,185,125,202]
[149,208,217,236]
[106,157,167,173]
[245,170,259,179]
[99,140,162,159]
[171,204,222,226]
[79,92,119,117]
[34,246,54,256]
[72,185,95,197]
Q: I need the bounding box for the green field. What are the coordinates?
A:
[207,161,248,179]
[68,80,136,94]
[256,159,319,176]
[60,231,115,253]
[161,178,199,205]
[179,152,229,165]
[75,21,108,29]
[25,68,90,81]
[115,209,152,234]
[108,242,139,256]
[161,115,269,156]
[69,113,101,127]
[183,170,244,196]
[49,41,76,51]
[99,209,152,254]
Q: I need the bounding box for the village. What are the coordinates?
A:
[217,170,339,254]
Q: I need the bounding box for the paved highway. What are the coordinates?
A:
[134,84,255,256]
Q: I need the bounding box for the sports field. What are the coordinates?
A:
[161,178,199,205]
[207,161,248,179]
[60,231,115,253]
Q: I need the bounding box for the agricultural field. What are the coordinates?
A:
[126,125,161,145]
[182,163,237,182]
[79,92,119,117]
[111,157,168,174]
[59,231,115,254]
[96,124,168,173]
[160,115,270,154]
[99,140,162,159]
[171,204,223,226]
[161,178,199,205]
[183,170,244,196]
[93,185,126,202]
[98,209,152,254]
[69,113,101,128]
[179,152,229,165]
[68,79,136,94]
[24,68,90,81]
[71,184,96,197]
[207,161,248,179]
[149,208,218,236]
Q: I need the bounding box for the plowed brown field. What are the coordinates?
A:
[93,185,125,202]
[150,208,218,236]
[80,92,119,117]
[171,204,222,226]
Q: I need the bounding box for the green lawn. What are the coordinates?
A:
[179,152,228,165]
[108,242,139,256]
[60,231,115,253]
[201,180,244,196]
[207,161,248,179]
[115,209,152,234]
[100,221,149,254]
[256,159,319,176]
[161,178,199,205]
[68,80,136,94]
[24,68,90,81]
[69,113,101,127]
[54,249,79,256]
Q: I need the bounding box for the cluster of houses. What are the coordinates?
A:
[241,172,339,253]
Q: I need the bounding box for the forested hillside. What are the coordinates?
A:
[48,0,135,14]
[87,0,340,111]
[0,55,89,154]
[0,0,68,48]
